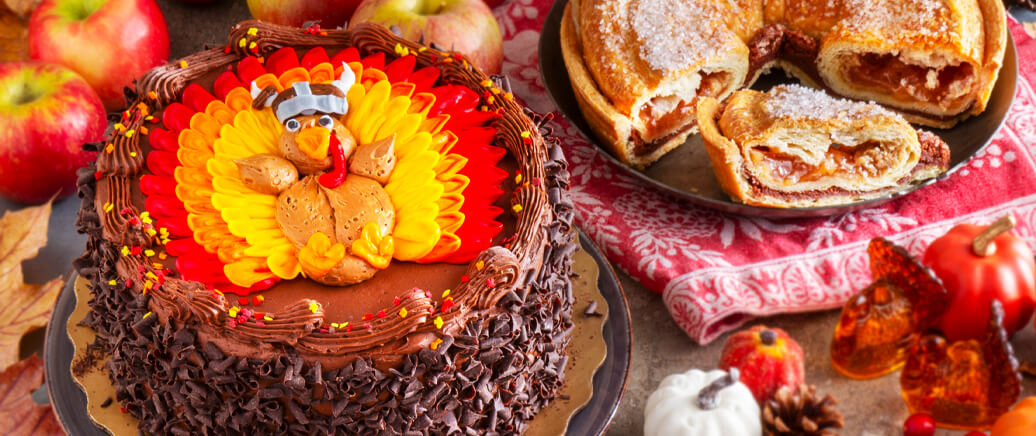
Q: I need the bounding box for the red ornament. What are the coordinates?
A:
[718,325,804,403]
[923,215,1036,341]
[903,413,936,436]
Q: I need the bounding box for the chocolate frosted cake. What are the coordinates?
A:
[74,20,576,434]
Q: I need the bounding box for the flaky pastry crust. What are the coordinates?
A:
[561,0,1006,168]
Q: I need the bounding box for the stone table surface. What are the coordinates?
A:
[8,1,1035,435]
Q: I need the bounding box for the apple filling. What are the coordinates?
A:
[843,53,976,110]
[632,72,731,156]
[748,141,894,186]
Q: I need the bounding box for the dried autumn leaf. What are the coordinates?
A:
[0,4,28,62]
[2,0,40,19]
[0,201,63,370]
[0,355,65,436]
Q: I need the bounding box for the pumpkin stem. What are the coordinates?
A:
[696,368,739,410]
[972,215,1015,257]
[760,329,777,346]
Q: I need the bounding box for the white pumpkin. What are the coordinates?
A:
[644,368,761,436]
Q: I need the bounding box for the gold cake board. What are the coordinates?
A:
[68,247,608,435]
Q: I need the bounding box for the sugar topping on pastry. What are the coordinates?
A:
[843,0,952,36]
[764,85,895,124]
[629,0,725,72]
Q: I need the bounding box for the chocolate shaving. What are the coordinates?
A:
[583,300,602,317]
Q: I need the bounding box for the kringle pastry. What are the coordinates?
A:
[697,85,951,208]
[560,0,1006,169]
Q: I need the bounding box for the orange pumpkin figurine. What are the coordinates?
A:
[923,214,1036,341]
[719,325,804,403]
[991,397,1036,436]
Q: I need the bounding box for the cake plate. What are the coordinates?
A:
[539,0,1019,218]
[44,230,632,436]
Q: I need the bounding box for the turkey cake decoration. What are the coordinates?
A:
[141,46,508,294]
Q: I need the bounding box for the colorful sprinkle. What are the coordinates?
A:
[399,308,408,318]
[486,278,496,288]
[144,249,156,257]
[179,60,188,68]
[143,312,152,319]
[238,38,247,48]
[441,289,450,298]
[130,246,142,256]
[129,152,138,158]
[238,297,249,306]
[377,310,387,318]
[309,302,319,313]
[441,299,455,313]
[475,260,485,271]
[228,307,240,317]
[514,174,523,184]
[103,202,114,213]
[108,279,118,286]
[121,246,130,256]
[247,27,258,36]
[264,315,273,322]
[253,295,264,306]
[105,143,115,153]
[147,91,158,100]
[461,275,469,283]
[512,204,523,213]
[430,338,443,350]
[124,129,135,138]
[434,316,444,329]
[520,131,531,138]
[393,296,401,306]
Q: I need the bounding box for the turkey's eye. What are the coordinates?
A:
[319,115,334,128]
[285,119,301,132]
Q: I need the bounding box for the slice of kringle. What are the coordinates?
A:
[696,85,951,208]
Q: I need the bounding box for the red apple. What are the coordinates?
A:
[350,0,503,74]
[0,62,105,204]
[247,0,360,29]
[28,0,170,111]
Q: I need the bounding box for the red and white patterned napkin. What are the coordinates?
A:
[494,1,1036,344]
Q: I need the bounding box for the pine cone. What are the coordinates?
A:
[1004,0,1036,10]
[762,384,844,436]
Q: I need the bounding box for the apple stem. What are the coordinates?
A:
[13,83,41,106]
[972,215,1015,257]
